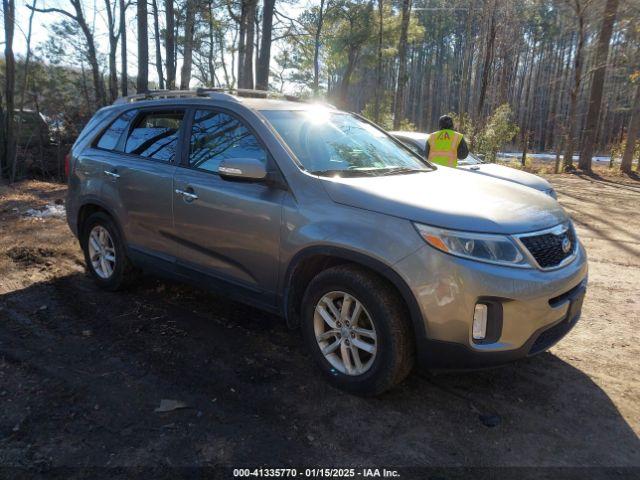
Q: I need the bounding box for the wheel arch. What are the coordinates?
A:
[77,199,125,245]
[282,246,426,341]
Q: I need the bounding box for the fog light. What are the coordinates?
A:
[473,304,488,340]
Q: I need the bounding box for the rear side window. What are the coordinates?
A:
[96,109,138,150]
[75,108,112,149]
[189,109,267,173]
[124,110,185,162]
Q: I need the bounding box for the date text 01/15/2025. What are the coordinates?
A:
[232,468,401,477]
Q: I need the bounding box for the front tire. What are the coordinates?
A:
[81,212,135,291]
[301,265,414,396]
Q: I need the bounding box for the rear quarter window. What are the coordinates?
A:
[73,108,112,150]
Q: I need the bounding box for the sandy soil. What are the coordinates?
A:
[0,174,638,476]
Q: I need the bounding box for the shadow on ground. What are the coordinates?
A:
[0,272,638,471]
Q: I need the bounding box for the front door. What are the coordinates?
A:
[172,108,284,304]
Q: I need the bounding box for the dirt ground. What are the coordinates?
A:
[0,174,638,476]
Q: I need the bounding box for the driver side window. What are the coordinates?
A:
[189,110,267,173]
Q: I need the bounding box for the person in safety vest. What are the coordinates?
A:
[425,115,469,167]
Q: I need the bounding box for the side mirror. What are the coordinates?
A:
[218,158,267,181]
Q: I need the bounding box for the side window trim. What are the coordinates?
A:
[179,107,196,168]
[181,106,272,176]
[118,107,187,164]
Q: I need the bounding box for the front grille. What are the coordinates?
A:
[519,225,576,269]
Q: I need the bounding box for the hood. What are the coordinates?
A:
[319,166,567,234]
[460,163,551,192]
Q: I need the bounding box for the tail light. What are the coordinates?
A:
[64,153,71,178]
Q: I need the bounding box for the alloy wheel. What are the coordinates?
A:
[87,225,116,279]
[313,291,377,376]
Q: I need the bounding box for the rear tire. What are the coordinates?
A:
[81,212,136,291]
[301,265,414,396]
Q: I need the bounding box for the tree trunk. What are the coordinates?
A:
[392,0,411,129]
[137,0,149,93]
[165,0,176,89]
[207,0,216,86]
[476,2,496,120]
[256,0,275,90]
[240,0,257,89]
[105,0,119,102]
[373,0,383,122]
[313,0,326,95]
[2,0,16,180]
[579,0,619,171]
[120,0,128,95]
[216,25,232,87]
[521,131,529,167]
[180,0,196,90]
[12,0,37,181]
[458,2,473,117]
[152,0,165,90]
[621,82,640,174]
[563,1,585,171]
[236,3,247,88]
[58,0,107,105]
[339,47,358,108]
[19,0,37,111]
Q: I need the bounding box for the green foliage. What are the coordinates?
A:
[397,118,417,132]
[361,94,393,129]
[476,104,519,162]
[449,112,477,148]
[324,0,375,75]
[451,105,519,163]
[361,93,417,131]
[1,56,97,139]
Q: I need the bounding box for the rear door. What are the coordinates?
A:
[172,108,285,304]
[100,107,186,260]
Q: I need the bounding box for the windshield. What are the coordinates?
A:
[261,109,432,176]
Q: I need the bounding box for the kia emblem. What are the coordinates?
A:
[562,236,572,254]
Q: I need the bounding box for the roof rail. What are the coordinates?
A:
[113,88,337,108]
[195,87,304,103]
[113,89,210,104]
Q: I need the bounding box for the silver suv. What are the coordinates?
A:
[66,90,588,396]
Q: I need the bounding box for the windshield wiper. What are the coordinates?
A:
[310,169,380,177]
[376,167,427,176]
[310,167,428,177]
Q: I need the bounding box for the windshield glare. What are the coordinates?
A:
[261,109,431,176]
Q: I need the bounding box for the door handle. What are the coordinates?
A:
[104,170,121,178]
[175,188,199,201]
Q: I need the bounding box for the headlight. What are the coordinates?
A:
[544,188,557,200]
[414,223,529,267]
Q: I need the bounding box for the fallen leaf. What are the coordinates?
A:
[155,399,189,413]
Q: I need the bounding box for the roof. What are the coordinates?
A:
[111,89,338,112]
[235,97,337,111]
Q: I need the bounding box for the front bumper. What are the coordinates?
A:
[394,241,588,369]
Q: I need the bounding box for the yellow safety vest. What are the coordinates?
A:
[427,129,463,167]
